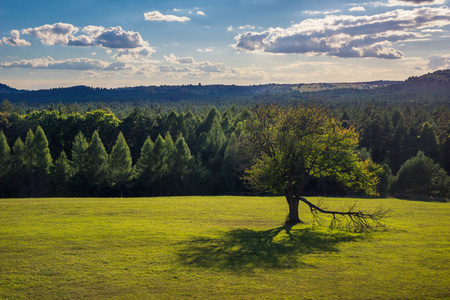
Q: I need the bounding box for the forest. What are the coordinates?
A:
[0,70,449,199]
[1,97,449,199]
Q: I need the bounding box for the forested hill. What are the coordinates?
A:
[0,69,449,106]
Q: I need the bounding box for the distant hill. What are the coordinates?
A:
[0,70,448,106]
[0,83,21,94]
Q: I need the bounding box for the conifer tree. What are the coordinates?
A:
[34,126,52,175]
[87,130,109,194]
[0,131,11,196]
[51,150,71,196]
[151,134,168,195]
[109,132,132,196]
[70,131,89,195]
[170,136,193,194]
[11,138,26,196]
[33,126,53,196]
[417,122,440,162]
[135,136,154,195]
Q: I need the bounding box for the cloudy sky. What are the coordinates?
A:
[1,0,449,89]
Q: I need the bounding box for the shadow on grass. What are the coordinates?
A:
[178,225,363,271]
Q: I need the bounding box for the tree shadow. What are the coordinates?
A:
[178,225,364,271]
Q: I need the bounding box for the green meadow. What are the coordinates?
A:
[0,196,449,299]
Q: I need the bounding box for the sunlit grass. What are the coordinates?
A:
[0,196,449,299]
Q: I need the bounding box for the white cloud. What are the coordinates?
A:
[144,11,191,22]
[197,47,215,52]
[0,56,134,71]
[164,53,196,64]
[385,0,447,7]
[96,26,148,49]
[22,22,79,45]
[18,23,155,60]
[421,28,444,32]
[197,11,205,16]
[173,8,182,12]
[302,9,341,15]
[427,53,450,69]
[349,6,366,12]
[238,25,256,30]
[227,26,234,32]
[234,6,450,59]
[2,30,31,46]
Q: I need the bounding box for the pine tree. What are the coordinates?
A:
[33,126,53,196]
[70,131,89,196]
[109,132,132,196]
[51,150,71,196]
[87,130,109,194]
[0,131,11,196]
[151,134,168,195]
[417,122,440,162]
[170,136,193,195]
[135,136,154,195]
[11,138,26,196]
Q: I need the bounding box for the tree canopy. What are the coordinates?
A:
[243,104,384,228]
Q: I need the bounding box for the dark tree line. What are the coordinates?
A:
[0,100,449,198]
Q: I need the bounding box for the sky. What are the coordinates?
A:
[0,0,449,89]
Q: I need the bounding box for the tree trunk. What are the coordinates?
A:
[285,193,303,224]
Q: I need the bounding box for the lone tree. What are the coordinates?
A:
[243,104,386,229]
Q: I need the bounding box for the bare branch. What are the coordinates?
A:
[298,196,389,231]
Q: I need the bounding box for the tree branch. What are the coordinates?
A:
[297,196,389,230]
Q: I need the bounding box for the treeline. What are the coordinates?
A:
[0,100,449,198]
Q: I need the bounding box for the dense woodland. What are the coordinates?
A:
[0,70,449,198]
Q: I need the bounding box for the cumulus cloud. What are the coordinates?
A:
[2,30,31,46]
[427,53,450,69]
[164,53,196,64]
[238,25,256,30]
[18,23,155,60]
[385,0,447,7]
[0,56,134,71]
[22,23,79,45]
[227,26,234,32]
[160,53,231,75]
[96,26,148,49]
[234,6,450,59]
[197,11,205,16]
[349,6,366,12]
[144,11,191,22]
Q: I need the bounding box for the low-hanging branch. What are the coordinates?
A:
[297,196,389,230]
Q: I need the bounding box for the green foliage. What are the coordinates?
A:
[392,151,450,198]
[109,132,132,194]
[0,131,11,196]
[51,151,71,196]
[33,126,53,175]
[244,104,379,197]
[86,131,109,193]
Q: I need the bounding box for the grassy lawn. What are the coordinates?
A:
[0,196,449,299]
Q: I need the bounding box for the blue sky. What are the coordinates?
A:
[1,0,449,89]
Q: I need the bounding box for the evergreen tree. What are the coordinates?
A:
[0,131,11,197]
[24,129,35,196]
[34,126,53,175]
[70,131,89,195]
[135,136,154,195]
[170,136,193,195]
[109,132,132,196]
[86,130,109,194]
[10,138,26,196]
[417,122,440,162]
[51,150,71,196]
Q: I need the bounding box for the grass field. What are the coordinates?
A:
[0,196,449,299]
